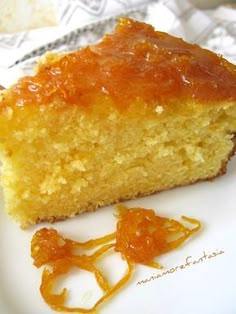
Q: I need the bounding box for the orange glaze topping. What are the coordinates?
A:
[6,18,236,109]
[31,205,201,313]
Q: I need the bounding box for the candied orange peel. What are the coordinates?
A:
[31,205,201,313]
[115,205,201,267]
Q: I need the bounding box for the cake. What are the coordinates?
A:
[0,18,236,228]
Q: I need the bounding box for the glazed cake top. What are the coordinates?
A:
[2,18,236,108]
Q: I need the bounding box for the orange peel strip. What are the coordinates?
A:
[31,205,201,313]
[40,246,133,313]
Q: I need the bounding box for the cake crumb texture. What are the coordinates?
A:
[0,18,236,228]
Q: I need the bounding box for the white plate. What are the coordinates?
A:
[1,156,236,314]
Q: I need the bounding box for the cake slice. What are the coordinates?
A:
[0,18,236,228]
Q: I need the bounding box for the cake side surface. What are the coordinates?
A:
[0,18,236,228]
[0,96,236,227]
